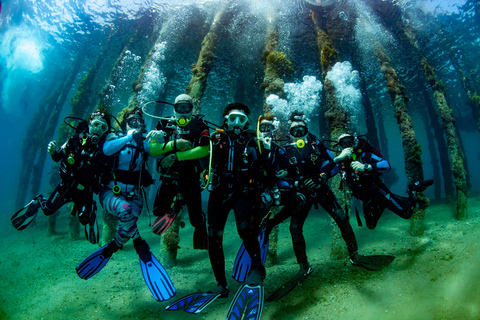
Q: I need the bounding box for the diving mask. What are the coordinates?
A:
[338,134,357,148]
[226,111,249,129]
[89,118,108,137]
[174,102,193,114]
[259,122,276,134]
[126,115,145,129]
[289,125,308,138]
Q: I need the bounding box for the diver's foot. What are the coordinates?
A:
[298,263,313,277]
[246,268,264,286]
[26,198,42,217]
[104,239,122,258]
[409,179,434,193]
[133,237,150,260]
[349,252,362,267]
[213,283,230,298]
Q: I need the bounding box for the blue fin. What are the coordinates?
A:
[135,239,176,301]
[232,229,269,283]
[166,292,220,314]
[11,198,40,231]
[76,240,119,279]
[226,283,264,320]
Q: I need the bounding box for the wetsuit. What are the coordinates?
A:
[153,115,210,248]
[100,132,157,246]
[207,129,266,287]
[276,133,358,266]
[40,133,109,225]
[341,139,415,229]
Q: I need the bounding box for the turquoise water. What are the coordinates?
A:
[0,0,479,319]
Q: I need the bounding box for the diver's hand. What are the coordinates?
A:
[47,141,57,155]
[261,137,272,150]
[175,139,192,151]
[127,128,140,136]
[275,169,288,179]
[161,153,176,168]
[146,130,166,142]
[304,173,326,190]
[351,161,372,172]
[334,148,353,163]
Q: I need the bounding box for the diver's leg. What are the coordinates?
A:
[207,189,230,293]
[100,188,143,246]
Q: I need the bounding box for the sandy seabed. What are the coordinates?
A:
[1,193,480,320]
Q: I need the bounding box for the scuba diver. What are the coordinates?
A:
[207,103,267,295]
[165,107,278,317]
[263,111,393,275]
[11,108,113,244]
[230,113,296,283]
[254,114,309,268]
[207,103,271,318]
[151,93,210,250]
[75,107,176,302]
[333,133,434,229]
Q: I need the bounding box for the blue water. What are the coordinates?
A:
[1,0,480,318]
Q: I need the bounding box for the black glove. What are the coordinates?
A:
[303,173,327,191]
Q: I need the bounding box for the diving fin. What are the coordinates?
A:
[84,215,99,244]
[266,265,313,302]
[165,291,220,314]
[134,238,176,301]
[232,228,269,283]
[11,197,41,231]
[152,211,179,235]
[76,239,121,279]
[226,270,264,320]
[409,179,434,193]
[350,253,395,271]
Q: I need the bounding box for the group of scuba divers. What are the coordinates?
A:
[11,93,433,319]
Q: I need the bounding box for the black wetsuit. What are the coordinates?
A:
[270,133,358,266]
[41,133,110,225]
[341,139,415,229]
[153,116,210,234]
[207,129,267,287]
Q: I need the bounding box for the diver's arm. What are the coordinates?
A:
[149,141,175,156]
[176,145,210,161]
[369,154,390,172]
[103,134,133,156]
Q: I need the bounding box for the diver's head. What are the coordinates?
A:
[174,94,194,127]
[288,111,308,148]
[338,133,357,149]
[124,107,146,132]
[223,102,251,135]
[88,109,110,142]
[257,113,277,140]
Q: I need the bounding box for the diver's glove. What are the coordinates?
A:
[351,161,372,172]
[161,153,177,168]
[334,148,353,163]
[275,169,288,179]
[303,173,327,190]
[175,139,192,151]
[47,141,57,155]
[146,130,166,142]
[127,128,140,136]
